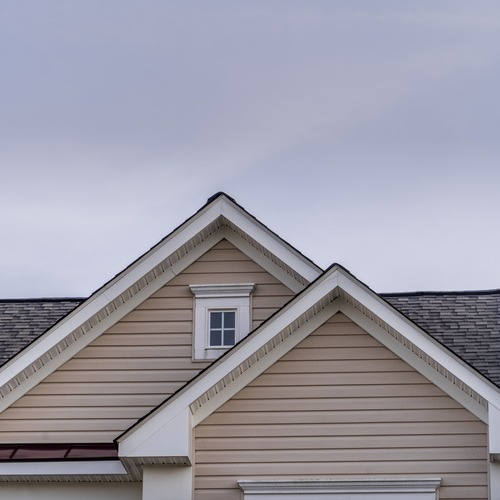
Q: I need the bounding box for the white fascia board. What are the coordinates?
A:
[219,198,322,282]
[118,270,341,453]
[0,231,225,412]
[0,202,222,384]
[0,195,317,393]
[0,460,127,476]
[335,270,500,408]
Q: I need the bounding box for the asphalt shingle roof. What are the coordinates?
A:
[0,291,499,387]
[0,299,84,367]
[383,290,500,387]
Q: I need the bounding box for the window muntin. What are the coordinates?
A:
[209,310,236,347]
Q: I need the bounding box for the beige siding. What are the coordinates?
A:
[0,240,294,442]
[194,313,488,500]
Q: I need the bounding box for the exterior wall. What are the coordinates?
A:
[0,482,141,500]
[0,240,294,443]
[194,313,488,500]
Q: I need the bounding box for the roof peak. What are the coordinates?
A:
[206,192,236,204]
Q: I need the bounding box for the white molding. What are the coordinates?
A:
[238,478,441,498]
[189,283,255,298]
[190,283,255,360]
[0,460,127,477]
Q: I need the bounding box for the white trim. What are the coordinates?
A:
[238,478,441,498]
[190,283,255,360]
[189,283,255,298]
[490,462,500,500]
[0,460,127,477]
[142,465,192,500]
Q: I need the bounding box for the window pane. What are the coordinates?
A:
[224,311,235,328]
[224,329,235,346]
[210,330,222,346]
[210,312,222,328]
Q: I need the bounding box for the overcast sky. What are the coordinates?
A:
[1,1,499,298]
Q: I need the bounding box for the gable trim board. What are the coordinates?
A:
[0,193,498,499]
[0,194,321,413]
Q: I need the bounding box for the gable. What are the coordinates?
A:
[195,313,488,500]
[0,240,295,443]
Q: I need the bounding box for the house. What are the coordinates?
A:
[0,192,499,500]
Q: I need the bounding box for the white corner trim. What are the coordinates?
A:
[0,460,127,477]
[238,478,441,496]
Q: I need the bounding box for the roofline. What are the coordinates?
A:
[0,193,322,412]
[381,289,500,297]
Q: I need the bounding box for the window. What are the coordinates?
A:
[190,283,255,360]
[209,310,236,347]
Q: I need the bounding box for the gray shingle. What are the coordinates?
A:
[383,290,500,387]
[0,299,84,367]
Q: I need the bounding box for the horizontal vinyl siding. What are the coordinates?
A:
[0,240,294,442]
[194,313,488,500]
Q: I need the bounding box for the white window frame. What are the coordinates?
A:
[238,479,441,500]
[190,283,255,360]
